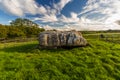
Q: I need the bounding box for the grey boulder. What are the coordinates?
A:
[38,31,88,48]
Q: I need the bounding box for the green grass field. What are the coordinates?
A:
[0,32,120,80]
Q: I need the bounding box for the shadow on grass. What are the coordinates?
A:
[36,45,89,54]
[0,42,89,54]
[0,43,68,53]
[0,43,38,53]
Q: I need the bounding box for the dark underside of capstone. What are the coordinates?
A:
[38,31,88,49]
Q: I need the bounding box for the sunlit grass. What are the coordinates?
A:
[0,34,120,80]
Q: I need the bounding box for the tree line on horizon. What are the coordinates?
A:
[0,18,45,39]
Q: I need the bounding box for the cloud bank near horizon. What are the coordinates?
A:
[0,0,120,30]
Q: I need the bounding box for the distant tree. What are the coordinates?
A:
[10,18,38,27]
[7,26,25,38]
[25,26,45,37]
[0,24,8,38]
[9,18,44,37]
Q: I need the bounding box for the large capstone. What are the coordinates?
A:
[38,31,88,48]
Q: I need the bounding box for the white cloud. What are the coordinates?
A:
[53,0,72,14]
[55,25,75,31]
[34,14,58,22]
[40,0,72,22]
[60,12,79,23]
[43,25,53,30]
[32,0,72,23]
[0,0,72,21]
[0,0,73,23]
[0,0,47,16]
[0,0,23,16]
[71,0,120,30]
[8,20,12,23]
[40,0,120,31]
[79,0,120,23]
[0,0,120,31]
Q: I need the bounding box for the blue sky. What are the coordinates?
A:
[0,0,120,30]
